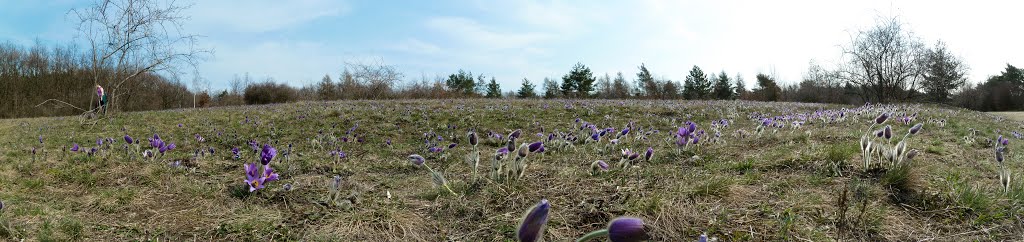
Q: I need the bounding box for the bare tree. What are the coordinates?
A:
[343,59,403,99]
[838,17,925,103]
[71,0,209,114]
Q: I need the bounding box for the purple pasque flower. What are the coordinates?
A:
[260,144,276,165]
[386,138,392,146]
[621,149,637,160]
[244,163,264,192]
[124,135,133,144]
[248,140,259,153]
[909,123,923,135]
[262,165,279,182]
[517,199,550,242]
[495,147,510,160]
[608,217,650,242]
[468,132,478,146]
[71,143,80,152]
[528,141,545,153]
[408,154,425,166]
[875,112,889,124]
[231,147,241,159]
[96,138,103,146]
[244,162,280,192]
[510,129,523,140]
[428,146,444,153]
[595,160,609,170]
[149,134,164,148]
[883,125,893,140]
[517,143,530,158]
[448,143,458,149]
[644,147,654,162]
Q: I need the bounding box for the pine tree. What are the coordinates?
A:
[475,74,488,96]
[516,78,537,98]
[734,73,746,99]
[562,62,595,98]
[921,41,967,103]
[713,71,733,99]
[683,66,709,99]
[612,72,630,99]
[543,77,560,99]
[636,64,656,98]
[485,77,502,98]
[317,74,336,100]
[662,79,680,99]
[445,69,476,95]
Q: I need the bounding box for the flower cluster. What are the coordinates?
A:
[244,144,280,192]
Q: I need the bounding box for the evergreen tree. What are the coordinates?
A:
[543,77,560,99]
[562,62,596,98]
[317,74,336,100]
[921,41,967,103]
[612,72,631,99]
[445,69,476,95]
[485,77,502,98]
[517,78,537,98]
[560,75,576,98]
[636,63,657,98]
[683,65,709,99]
[475,74,488,96]
[713,71,733,99]
[734,73,746,99]
[662,79,680,99]
[754,73,781,101]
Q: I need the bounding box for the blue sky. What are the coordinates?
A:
[2,0,1022,92]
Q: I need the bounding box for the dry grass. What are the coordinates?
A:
[989,112,1024,122]
[0,100,1022,241]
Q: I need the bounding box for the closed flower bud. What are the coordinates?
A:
[875,113,889,124]
[408,154,425,166]
[468,132,478,146]
[517,199,550,242]
[905,149,918,160]
[608,217,650,242]
[909,123,923,135]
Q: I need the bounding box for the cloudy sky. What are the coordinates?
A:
[1,0,1022,92]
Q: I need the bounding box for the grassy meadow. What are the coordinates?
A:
[0,99,1023,241]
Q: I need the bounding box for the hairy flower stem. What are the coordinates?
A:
[423,164,457,196]
[575,229,609,242]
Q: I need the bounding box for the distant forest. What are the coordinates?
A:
[2,17,1022,119]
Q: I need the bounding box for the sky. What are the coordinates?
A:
[1,0,1022,92]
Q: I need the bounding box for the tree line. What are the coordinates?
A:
[4,12,1024,119]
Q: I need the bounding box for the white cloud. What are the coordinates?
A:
[202,40,356,89]
[187,0,350,33]
[391,38,442,55]
[424,16,552,51]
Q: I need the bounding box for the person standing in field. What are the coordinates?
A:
[97,85,108,115]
